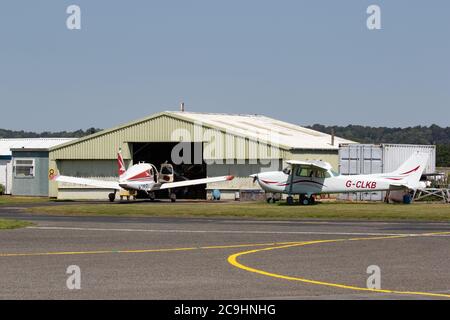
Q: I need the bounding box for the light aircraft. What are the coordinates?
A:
[52,150,234,202]
[251,152,429,205]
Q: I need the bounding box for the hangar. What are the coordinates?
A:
[48,111,354,200]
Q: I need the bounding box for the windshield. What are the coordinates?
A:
[330,170,340,177]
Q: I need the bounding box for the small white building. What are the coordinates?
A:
[0,138,75,195]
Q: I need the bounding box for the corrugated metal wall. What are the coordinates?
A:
[382,144,436,173]
[50,114,287,161]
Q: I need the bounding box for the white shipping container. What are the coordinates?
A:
[338,144,436,201]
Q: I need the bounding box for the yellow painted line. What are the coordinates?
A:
[228,232,450,299]
[0,241,302,258]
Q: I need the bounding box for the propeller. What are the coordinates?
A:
[250,174,259,183]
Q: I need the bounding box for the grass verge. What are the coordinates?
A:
[0,219,33,230]
[25,201,450,221]
[0,196,50,206]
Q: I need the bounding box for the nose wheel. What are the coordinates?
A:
[300,195,315,205]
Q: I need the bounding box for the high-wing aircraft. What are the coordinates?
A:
[251,152,429,205]
[52,150,234,202]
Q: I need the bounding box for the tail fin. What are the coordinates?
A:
[390,152,429,188]
[118,149,126,177]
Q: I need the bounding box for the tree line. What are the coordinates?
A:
[0,128,101,139]
[306,124,450,167]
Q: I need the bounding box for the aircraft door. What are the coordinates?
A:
[160,163,174,183]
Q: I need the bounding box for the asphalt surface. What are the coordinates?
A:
[0,207,449,299]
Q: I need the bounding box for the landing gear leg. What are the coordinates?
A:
[108,192,116,202]
[286,196,294,205]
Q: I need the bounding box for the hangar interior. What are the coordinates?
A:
[49,111,355,200]
[132,142,206,199]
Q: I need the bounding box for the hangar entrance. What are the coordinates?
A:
[131,142,206,199]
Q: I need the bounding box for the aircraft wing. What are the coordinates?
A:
[53,175,121,190]
[286,160,332,171]
[157,175,234,190]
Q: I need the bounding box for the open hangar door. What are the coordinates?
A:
[131,142,206,199]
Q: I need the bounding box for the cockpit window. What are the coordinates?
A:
[296,167,313,177]
[161,166,173,174]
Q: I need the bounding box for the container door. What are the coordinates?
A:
[6,161,13,194]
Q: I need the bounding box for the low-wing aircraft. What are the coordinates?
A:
[251,152,429,205]
[52,150,234,202]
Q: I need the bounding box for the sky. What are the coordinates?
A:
[1,0,449,132]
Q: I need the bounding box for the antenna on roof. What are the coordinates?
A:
[180,102,185,112]
[331,128,335,146]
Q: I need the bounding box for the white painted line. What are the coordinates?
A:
[220,219,450,226]
[25,226,434,237]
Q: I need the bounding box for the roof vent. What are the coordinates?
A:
[180,102,185,112]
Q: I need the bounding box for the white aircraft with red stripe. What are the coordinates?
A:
[251,152,429,205]
[52,150,234,202]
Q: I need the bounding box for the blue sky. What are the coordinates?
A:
[1,0,449,131]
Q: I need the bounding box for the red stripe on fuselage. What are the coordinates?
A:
[261,180,278,184]
[400,166,420,175]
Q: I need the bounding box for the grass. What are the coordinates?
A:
[0,196,50,206]
[0,219,33,229]
[25,201,450,221]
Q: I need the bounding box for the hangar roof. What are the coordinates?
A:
[169,111,354,150]
[49,111,354,154]
[0,138,76,156]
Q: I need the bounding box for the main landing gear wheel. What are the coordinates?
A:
[108,192,116,202]
[267,197,277,203]
[170,193,177,202]
[148,192,156,202]
[302,198,310,205]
